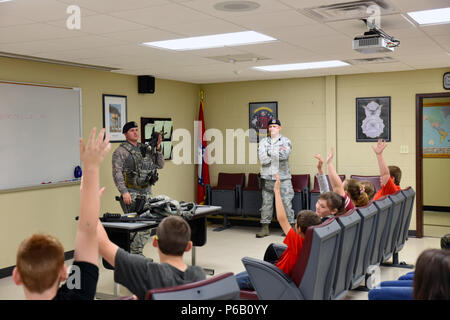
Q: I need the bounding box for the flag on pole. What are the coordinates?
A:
[197,99,210,204]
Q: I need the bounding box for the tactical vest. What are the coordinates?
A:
[121,142,155,190]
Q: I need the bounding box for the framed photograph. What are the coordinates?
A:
[249,101,278,143]
[103,94,127,142]
[356,96,391,142]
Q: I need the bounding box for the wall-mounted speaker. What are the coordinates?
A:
[138,75,155,94]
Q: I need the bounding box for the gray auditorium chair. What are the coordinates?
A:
[206,172,245,230]
[145,273,239,300]
[309,174,345,211]
[241,173,262,217]
[291,174,310,217]
[382,190,406,263]
[397,187,415,252]
[387,187,415,268]
[351,202,379,289]
[350,174,381,192]
[332,209,361,299]
[371,196,393,266]
[241,218,341,300]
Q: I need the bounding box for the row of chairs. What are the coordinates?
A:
[205,172,383,228]
[138,186,415,300]
[240,187,416,299]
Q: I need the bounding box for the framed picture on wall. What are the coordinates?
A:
[356,96,391,142]
[249,101,278,143]
[423,100,450,158]
[102,94,127,142]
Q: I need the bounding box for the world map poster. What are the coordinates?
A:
[423,103,450,158]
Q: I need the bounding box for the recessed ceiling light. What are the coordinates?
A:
[253,60,349,72]
[407,7,450,25]
[142,31,276,51]
[214,1,260,12]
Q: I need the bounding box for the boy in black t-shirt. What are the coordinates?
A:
[13,128,111,300]
[97,215,206,300]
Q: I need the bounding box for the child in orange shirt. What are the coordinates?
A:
[372,139,401,200]
[236,174,322,290]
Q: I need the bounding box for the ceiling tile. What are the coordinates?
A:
[156,19,245,37]
[55,0,170,13]
[222,9,317,29]
[101,27,181,43]
[0,23,84,44]
[45,14,148,34]
[0,0,97,22]
[110,3,213,27]
[182,0,292,17]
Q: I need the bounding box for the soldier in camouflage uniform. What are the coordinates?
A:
[112,121,165,255]
[256,119,294,238]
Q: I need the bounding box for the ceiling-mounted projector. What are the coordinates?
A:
[353,19,400,54]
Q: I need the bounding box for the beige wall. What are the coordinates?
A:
[423,158,450,206]
[0,57,199,269]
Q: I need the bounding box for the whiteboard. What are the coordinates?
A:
[0,81,82,192]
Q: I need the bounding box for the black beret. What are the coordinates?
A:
[269,119,281,126]
[122,121,138,133]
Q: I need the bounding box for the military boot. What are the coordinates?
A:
[256,224,270,238]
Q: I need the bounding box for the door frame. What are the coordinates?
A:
[415,92,450,238]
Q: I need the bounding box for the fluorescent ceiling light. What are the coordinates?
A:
[142,31,276,51]
[253,60,349,72]
[0,0,13,3]
[407,7,450,25]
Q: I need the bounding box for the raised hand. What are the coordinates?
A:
[372,139,387,155]
[79,128,111,169]
[326,148,335,164]
[314,154,324,169]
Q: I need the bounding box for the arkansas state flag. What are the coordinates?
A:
[197,100,210,204]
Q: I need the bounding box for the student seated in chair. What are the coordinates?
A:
[324,149,371,209]
[97,215,206,300]
[371,139,402,200]
[313,151,356,222]
[236,174,322,290]
[13,128,111,300]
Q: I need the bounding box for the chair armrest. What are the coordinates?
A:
[205,184,211,205]
[302,186,310,210]
[241,257,303,300]
[236,184,243,211]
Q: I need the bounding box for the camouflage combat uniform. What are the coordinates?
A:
[112,141,164,255]
[258,134,295,225]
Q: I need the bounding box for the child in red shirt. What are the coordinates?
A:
[236,174,322,289]
[372,139,402,200]
[274,175,322,276]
